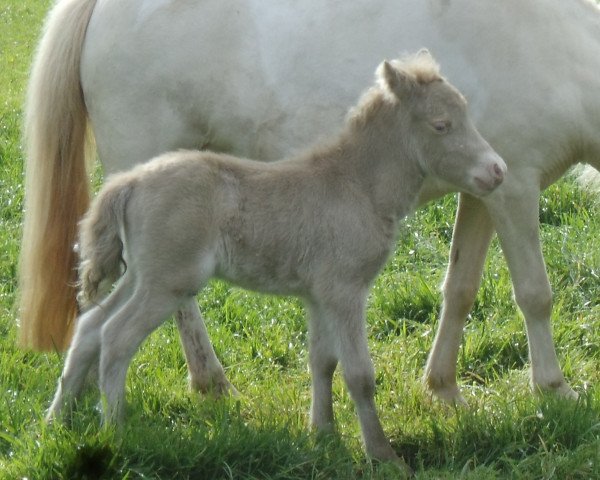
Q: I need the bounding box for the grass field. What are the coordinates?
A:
[1,1,599,478]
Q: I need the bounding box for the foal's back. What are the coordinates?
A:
[115,149,393,296]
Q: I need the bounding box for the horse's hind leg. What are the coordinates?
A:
[46,279,132,421]
[424,193,494,404]
[175,299,237,396]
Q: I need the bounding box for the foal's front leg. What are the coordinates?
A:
[175,299,237,396]
[320,293,407,469]
[307,302,338,432]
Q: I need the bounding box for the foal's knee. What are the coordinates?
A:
[344,369,376,401]
[310,353,337,377]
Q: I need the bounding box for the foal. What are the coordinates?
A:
[47,52,505,466]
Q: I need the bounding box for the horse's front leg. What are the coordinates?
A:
[175,299,237,397]
[424,193,495,404]
[486,181,577,399]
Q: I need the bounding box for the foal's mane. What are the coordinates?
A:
[347,52,442,129]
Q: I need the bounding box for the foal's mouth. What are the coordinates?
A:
[473,175,502,194]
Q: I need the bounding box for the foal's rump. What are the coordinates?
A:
[79,151,233,303]
[78,174,136,305]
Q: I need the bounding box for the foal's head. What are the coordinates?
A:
[365,50,507,196]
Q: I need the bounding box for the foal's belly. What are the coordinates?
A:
[214,256,309,299]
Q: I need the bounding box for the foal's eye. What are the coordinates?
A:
[432,120,450,134]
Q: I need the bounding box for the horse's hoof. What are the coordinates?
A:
[425,382,468,407]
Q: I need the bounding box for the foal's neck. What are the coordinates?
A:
[327,109,426,221]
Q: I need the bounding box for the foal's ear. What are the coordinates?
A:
[416,48,432,59]
[379,60,413,99]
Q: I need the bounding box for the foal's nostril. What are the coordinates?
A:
[491,161,505,183]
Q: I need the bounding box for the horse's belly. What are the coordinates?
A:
[82,0,600,178]
[82,0,451,170]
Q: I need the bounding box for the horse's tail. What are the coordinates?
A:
[19,0,98,351]
[78,178,134,307]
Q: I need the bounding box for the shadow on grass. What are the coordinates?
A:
[392,392,600,477]
[15,390,600,479]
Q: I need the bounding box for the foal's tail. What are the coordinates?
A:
[78,178,134,307]
[19,0,98,351]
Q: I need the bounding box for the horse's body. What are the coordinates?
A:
[46,55,505,467]
[22,0,600,403]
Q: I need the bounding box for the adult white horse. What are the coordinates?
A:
[21,0,600,405]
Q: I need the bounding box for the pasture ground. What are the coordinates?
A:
[1,1,599,478]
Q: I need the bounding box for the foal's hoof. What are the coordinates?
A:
[423,372,470,407]
[535,380,579,401]
[392,457,414,478]
[368,443,413,477]
[45,397,69,424]
[372,454,414,478]
[191,377,240,399]
[219,381,240,399]
[44,409,58,425]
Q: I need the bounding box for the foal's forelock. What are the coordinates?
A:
[388,53,442,85]
[347,53,442,130]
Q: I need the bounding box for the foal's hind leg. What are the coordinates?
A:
[175,299,237,396]
[99,289,182,423]
[46,280,132,421]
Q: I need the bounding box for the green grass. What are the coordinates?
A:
[1,2,600,478]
